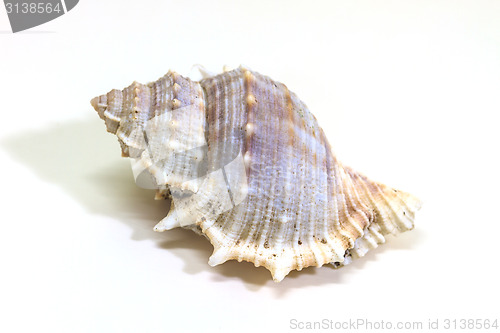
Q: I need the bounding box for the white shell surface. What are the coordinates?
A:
[92,66,422,282]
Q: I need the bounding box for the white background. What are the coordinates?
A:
[1,1,499,332]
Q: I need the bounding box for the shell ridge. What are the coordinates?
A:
[347,169,420,241]
[91,66,422,282]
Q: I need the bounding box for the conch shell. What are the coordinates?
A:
[91,66,422,282]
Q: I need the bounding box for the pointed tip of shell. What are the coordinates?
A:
[270,268,292,283]
[90,96,99,110]
[402,192,423,211]
[154,210,181,232]
[206,249,290,283]
[208,248,231,267]
[90,95,107,119]
[188,64,216,81]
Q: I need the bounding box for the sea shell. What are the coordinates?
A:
[91,66,422,282]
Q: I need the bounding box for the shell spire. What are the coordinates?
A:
[91,66,422,282]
